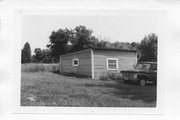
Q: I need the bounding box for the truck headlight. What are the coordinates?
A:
[133,74,137,78]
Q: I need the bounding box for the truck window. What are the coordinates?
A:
[150,64,157,70]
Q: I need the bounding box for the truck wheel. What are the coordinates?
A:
[139,79,146,86]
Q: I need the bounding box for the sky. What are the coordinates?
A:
[22,10,163,52]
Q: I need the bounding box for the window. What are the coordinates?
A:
[136,63,150,70]
[72,58,79,66]
[150,64,157,70]
[107,58,118,70]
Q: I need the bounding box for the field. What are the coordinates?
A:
[21,64,156,107]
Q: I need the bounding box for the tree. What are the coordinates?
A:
[41,49,55,63]
[131,42,139,48]
[21,42,31,63]
[32,48,55,63]
[138,33,158,62]
[47,28,72,59]
[96,40,137,50]
[47,25,159,63]
[47,25,99,59]
[70,25,98,51]
[32,48,43,63]
[111,42,130,49]
[96,40,109,48]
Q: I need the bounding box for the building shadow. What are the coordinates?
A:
[83,81,156,104]
[51,71,91,78]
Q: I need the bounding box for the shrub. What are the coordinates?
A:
[99,75,111,81]
[107,72,121,81]
[99,72,122,81]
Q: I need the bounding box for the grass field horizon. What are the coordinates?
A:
[21,64,156,107]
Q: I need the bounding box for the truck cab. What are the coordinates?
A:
[120,62,157,86]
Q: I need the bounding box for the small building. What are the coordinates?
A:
[60,48,137,79]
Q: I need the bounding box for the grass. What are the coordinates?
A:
[21,63,59,72]
[21,71,156,107]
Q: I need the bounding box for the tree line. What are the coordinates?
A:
[21,25,157,64]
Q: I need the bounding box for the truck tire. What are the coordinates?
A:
[139,79,146,86]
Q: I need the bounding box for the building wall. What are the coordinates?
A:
[60,49,92,76]
[93,50,137,79]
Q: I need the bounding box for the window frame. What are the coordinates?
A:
[107,58,118,70]
[72,58,79,66]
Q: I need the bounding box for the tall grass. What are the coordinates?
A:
[21,63,59,72]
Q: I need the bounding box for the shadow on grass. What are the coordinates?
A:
[51,71,91,79]
[84,82,156,104]
[51,71,60,74]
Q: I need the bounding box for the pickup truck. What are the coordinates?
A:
[120,62,157,86]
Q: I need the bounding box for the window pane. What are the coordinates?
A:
[108,60,116,64]
[150,64,157,70]
[74,60,78,65]
[141,64,150,70]
[136,63,150,70]
[108,64,117,69]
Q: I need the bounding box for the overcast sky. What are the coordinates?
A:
[22,10,163,51]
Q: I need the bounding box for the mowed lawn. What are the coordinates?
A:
[21,72,156,107]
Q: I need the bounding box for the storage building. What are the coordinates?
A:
[60,48,137,79]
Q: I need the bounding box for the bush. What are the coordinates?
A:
[99,75,111,81]
[21,63,59,72]
[108,72,121,81]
